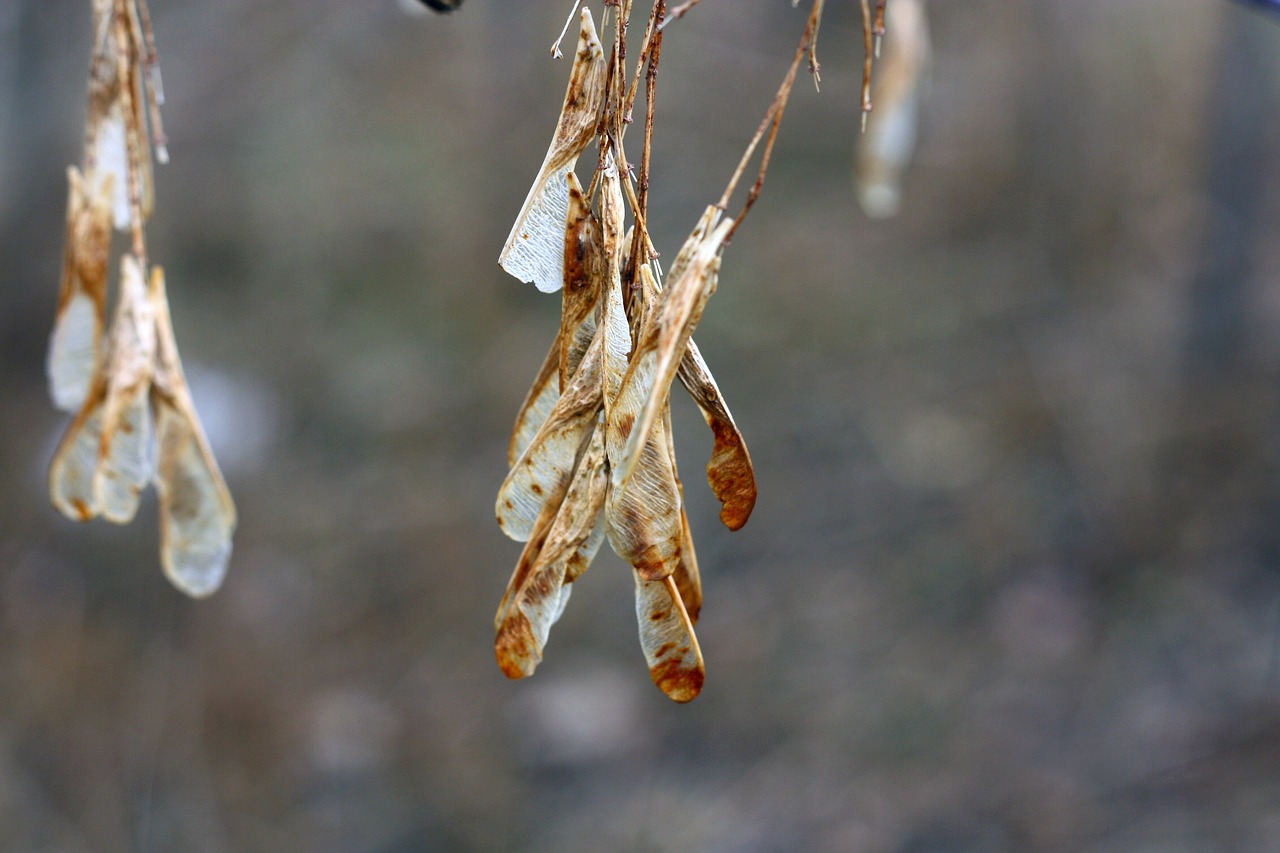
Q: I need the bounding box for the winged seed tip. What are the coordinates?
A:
[165,542,231,598]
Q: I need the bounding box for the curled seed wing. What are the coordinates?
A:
[496,428,607,678]
[677,341,757,530]
[48,167,112,412]
[509,336,561,468]
[499,7,606,293]
[635,574,705,703]
[496,332,603,542]
[151,268,237,597]
[94,254,157,524]
[49,383,108,523]
[855,0,929,219]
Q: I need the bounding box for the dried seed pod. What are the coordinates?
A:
[605,391,683,582]
[497,332,604,542]
[49,384,109,523]
[48,167,112,412]
[496,428,608,678]
[677,340,757,531]
[560,172,604,384]
[609,211,732,492]
[634,259,758,531]
[151,268,237,598]
[509,336,561,468]
[93,254,157,523]
[87,0,154,231]
[855,0,929,218]
[499,7,607,293]
[635,574,705,703]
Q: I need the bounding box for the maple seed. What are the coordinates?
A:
[499,7,607,293]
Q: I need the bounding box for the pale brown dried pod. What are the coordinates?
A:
[48,167,112,412]
[94,253,157,524]
[86,0,155,231]
[499,7,607,293]
[559,172,604,386]
[151,268,237,598]
[495,427,608,678]
[497,331,604,542]
[635,574,705,703]
[632,258,757,531]
[508,336,561,469]
[609,210,732,492]
[677,341,756,531]
[49,382,109,523]
[856,0,930,218]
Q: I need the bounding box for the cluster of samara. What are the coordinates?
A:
[493,8,758,702]
[47,0,235,598]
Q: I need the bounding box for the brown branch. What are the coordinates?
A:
[859,0,874,129]
[719,0,824,243]
[657,0,704,32]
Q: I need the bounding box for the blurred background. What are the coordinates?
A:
[2,1,1280,850]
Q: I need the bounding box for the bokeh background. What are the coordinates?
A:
[3,1,1280,850]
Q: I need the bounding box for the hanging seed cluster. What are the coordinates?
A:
[493,7,760,703]
[47,0,235,598]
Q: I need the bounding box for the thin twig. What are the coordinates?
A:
[657,0,704,32]
[113,0,148,264]
[873,0,888,57]
[630,0,666,277]
[719,0,824,243]
[859,0,874,130]
[550,0,583,58]
[134,0,168,162]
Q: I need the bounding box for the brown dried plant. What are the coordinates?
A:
[492,0,895,701]
[47,0,235,598]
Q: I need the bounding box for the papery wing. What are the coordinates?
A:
[559,172,603,385]
[663,408,703,623]
[677,341,757,530]
[509,336,561,468]
[496,333,603,542]
[499,7,606,292]
[151,268,236,597]
[605,411,682,582]
[94,254,157,524]
[49,384,108,523]
[635,575,705,703]
[496,428,607,678]
[48,167,112,412]
[612,215,731,491]
[152,395,236,597]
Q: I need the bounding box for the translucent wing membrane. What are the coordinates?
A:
[93,255,157,523]
[609,211,733,491]
[855,0,930,218]
[495,428,608,678]
[152,269,237,597]
[491,4,780,701]
[48,167,112,412]
[678,341,757,530]
[499,7,606,292]
[635,575,705,703]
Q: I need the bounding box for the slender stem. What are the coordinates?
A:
[873,0,888,57]
[657,0,703,32]
[629,0,665,277]
[113,0,148,264]
[720,0,824,243]
[134,0,168,162]
[859,0,874,129]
